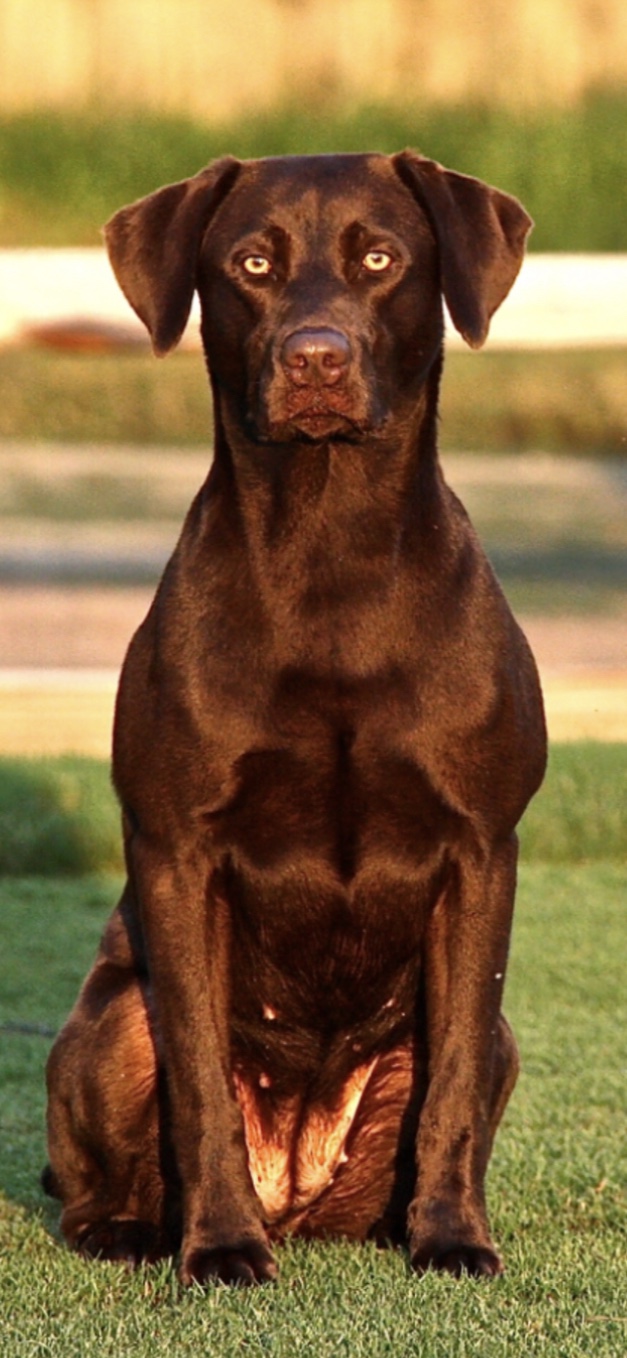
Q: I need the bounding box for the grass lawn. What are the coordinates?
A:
[0,749,626,1355]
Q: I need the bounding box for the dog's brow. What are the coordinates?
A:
[342,219,386,246]
[263,223,290,249]
[233,223,289,251]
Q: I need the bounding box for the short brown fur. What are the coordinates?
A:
[45,151,546,1286]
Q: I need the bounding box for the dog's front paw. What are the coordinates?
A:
[409,1200,503,1279]
[411,1237,503,1279]
[180,1238,278,1287]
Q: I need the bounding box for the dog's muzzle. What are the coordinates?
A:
[255,325,375,442]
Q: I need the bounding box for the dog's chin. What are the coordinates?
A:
[284,415,364,444]
[251,408,374,446]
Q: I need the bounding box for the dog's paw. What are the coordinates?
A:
[76,1219,164,1269]
[411,1237,503,1279]
[180,1239,278,1287]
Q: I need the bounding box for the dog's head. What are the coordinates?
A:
[105,152,531,444]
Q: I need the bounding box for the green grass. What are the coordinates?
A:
[518,743,627,861]
[1,856,625,1355]
[1,744,625,878]
[2,347,627,456]
[1,92,626,248]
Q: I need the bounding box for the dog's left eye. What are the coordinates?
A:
[242,255,273,277]
[362,250,393,273]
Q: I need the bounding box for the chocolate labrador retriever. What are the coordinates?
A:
[44,151,547,1286]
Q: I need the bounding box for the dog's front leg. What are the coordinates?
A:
[409,834,519,1278]
[133,838,277,1286]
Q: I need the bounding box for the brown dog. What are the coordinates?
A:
[44,151,546,1286]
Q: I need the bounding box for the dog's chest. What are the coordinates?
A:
[201,669,458,999]
[206,672,453,874]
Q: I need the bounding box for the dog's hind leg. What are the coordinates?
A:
[45,894,174,1267]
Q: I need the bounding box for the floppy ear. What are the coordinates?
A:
[393,151,532,349]
[104,156,241,356]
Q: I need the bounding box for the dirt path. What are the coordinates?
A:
[2,584,627,673]
[2,435,626,753]
[1,585,625,753]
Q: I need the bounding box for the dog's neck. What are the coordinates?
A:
[207,362,446,605]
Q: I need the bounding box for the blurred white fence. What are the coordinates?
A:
[1,251,627,351]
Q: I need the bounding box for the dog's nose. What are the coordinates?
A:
[281,328,351,387]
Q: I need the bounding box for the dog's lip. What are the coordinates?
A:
[247,389,376,443]
[292,407,352,427]
[285,394,362,427]
[281,409,367,441]
[252,412,368,445]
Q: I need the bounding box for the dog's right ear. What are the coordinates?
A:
[104,156,241,356]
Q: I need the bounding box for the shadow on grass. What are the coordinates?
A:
[0,756,122,875]
[491,543,627,590]
[492,542,627,613]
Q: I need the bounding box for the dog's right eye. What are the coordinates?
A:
[241,255,273,277]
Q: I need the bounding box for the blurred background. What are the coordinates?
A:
[0,0,626,766]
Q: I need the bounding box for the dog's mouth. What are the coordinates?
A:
[258,411,369,445]
[253,389,374,444]
[287,405,363,439]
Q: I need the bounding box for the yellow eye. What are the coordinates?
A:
[362,250,393,273]
[242,255,272,276]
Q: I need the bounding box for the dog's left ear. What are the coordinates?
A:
[393,151,532,349]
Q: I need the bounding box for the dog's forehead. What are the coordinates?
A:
[242,152,391,191]
[211,153,425,241]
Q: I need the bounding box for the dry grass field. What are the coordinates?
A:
[1,602,625,756]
